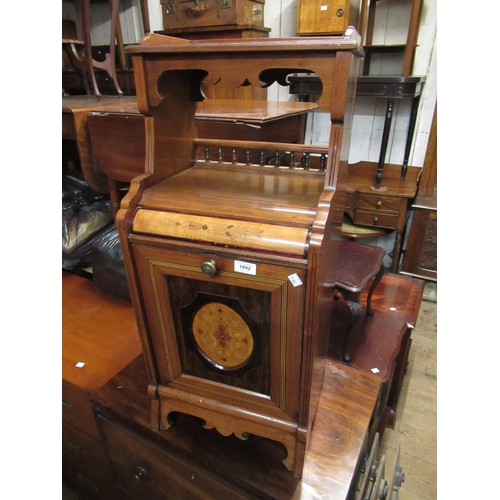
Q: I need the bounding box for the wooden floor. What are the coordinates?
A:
[378,284,437,499]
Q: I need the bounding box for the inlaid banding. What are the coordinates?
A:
[133,211,309,255]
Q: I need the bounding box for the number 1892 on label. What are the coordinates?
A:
[234,260,257,276]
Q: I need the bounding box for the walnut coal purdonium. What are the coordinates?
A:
[117,30,363,479]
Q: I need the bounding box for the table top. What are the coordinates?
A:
[363,271,425,329]
[289,74,426,98]
[412,192,437,211]
[62,272,142,391]
[334,240,386,292]
[346,161,422,198]
[196,99,318,123]
[63,96,318,123]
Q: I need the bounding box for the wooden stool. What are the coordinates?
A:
[334,240,386,362]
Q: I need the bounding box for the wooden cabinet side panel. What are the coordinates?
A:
[401,208,437,280]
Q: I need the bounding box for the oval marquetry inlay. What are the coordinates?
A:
[192,303,254,370]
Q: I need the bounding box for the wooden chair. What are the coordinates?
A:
[63,0,123,96]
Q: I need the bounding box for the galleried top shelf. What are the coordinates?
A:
[125,30,364,116]
[121,30,364,243]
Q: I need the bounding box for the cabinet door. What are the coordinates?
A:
[132,243,306,421]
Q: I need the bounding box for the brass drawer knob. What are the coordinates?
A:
[377,201,382,208]
[201,260,217,276]
[373,217,378,224]
[133,466,147,482]
[336,8,344,17]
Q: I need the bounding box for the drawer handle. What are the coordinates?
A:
[63,437,84,456]
[201,260,217,276]
[377,201,382,208]
[373,217,378,224]
[133,466,148,482]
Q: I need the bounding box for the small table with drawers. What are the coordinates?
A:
[344,161,421,273]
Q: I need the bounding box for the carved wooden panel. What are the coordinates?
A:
[400,208,437,281]
[419,216,437,271]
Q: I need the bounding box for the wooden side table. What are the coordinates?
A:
[63,0,124,96]
[62,95,137,193]
[288,74,426,185]
[333,240,385,362]
[344,161,421,273]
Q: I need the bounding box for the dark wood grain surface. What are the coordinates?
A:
[92,353,381,500]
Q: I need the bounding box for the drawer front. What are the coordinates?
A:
[353,210,398,230]
[98,413,255,500]
[357,195,402,213]
[62,424,115,499]
[62,379,101,441]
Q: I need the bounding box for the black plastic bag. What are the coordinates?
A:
[62,171,113,270]
[91,223,130,300]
